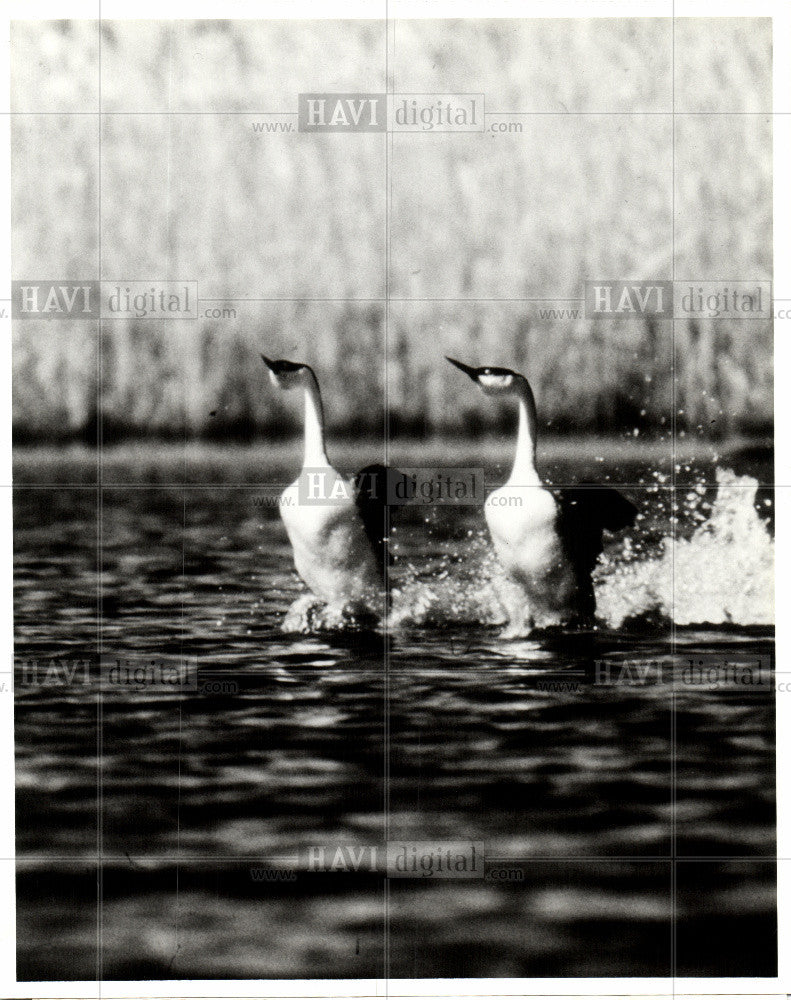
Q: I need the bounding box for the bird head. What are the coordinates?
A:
[445,357,524,397]
[261,355,313,390]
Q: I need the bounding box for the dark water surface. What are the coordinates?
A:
[14,441,776,979]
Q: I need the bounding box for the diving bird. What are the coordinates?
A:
[446,358,637,636]
[261,356,391,629]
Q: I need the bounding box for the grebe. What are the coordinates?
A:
[446,358,637,636]
[262,356,390,629]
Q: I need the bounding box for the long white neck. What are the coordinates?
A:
[302,372,329,468]
[509,379,541,485]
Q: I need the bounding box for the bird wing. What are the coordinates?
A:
[353,464,398,572]
[575,482,638,532]
[553,483,637,577]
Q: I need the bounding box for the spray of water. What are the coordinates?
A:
[387,468,773,631]
[595,468,773,628]
[388,531,507,629]
[278,468,772,633]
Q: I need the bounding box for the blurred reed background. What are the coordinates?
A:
[11,18,772,441]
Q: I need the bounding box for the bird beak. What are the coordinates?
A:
[445,356,478,381]
[260,354,275,372]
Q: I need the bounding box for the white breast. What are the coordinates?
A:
[485,483,578,620]
[279,470,381,607]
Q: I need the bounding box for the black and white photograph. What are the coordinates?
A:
[4,1,787,993]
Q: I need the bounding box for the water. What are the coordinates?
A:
[14,441,776,979]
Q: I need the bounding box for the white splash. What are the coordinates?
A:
[388,533,507,629]
[281,468,773,633]
[390,468,773,631]
[595,468,773,628]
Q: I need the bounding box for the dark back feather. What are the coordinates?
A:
[554,484,638,620]
[353,464,397,575]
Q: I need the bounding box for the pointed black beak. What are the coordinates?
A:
[261,354,275,372]
[445,356,478,381]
